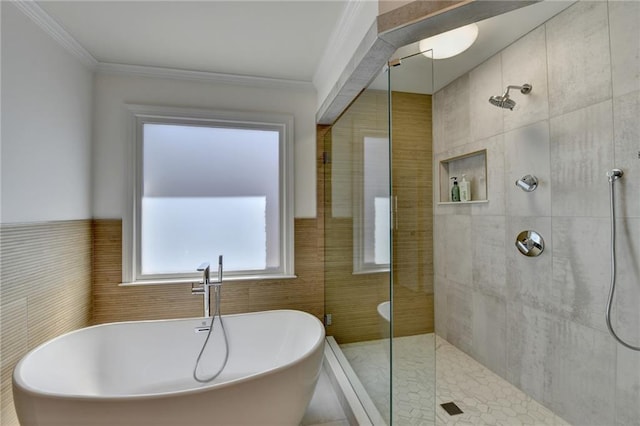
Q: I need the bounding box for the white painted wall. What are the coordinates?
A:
[1,2,93,223]
[92,73,317,219]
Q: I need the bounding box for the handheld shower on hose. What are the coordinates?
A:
[605,168,640,351]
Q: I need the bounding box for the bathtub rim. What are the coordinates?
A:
[13,309,325,402]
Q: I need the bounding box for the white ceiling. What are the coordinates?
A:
[38,1,348,82]
[37,1,573,91]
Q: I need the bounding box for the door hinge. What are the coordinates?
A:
[322,152,331,164]
[324,313,332,326]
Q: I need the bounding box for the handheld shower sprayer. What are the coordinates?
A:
[605,168,640,351]
[489,83,532,110]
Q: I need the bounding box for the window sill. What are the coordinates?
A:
[352,269,390,275]
[437,200,489,205]
[120,274,298,287]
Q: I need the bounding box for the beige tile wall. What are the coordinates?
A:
[325,90,434,344]
[92,220,324,324]
[1,220,93,426]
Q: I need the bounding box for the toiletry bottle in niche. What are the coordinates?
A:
[451,177,460,202]
[460,174,471,202]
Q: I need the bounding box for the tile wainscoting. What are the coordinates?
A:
[92,218,324,324]
[1,220,93,426]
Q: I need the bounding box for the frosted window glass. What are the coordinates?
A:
[141,197,267,274]
[141,123,280,275]
[364,136,390,267]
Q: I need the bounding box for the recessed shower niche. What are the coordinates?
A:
[438,149,487,204]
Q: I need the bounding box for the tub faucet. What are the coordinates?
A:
[191,256,223,317]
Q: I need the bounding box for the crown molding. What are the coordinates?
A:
[12,0,98,69]
[96,63,315,91]
[312,0,369,87]
[13,1,314,91]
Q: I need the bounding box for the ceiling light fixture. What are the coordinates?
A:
[419,23,479,59]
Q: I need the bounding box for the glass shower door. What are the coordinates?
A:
[388,48,436,426]
[323,70,392,423]
[322,46,436,425]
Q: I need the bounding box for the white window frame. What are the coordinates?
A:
[123,104,294,284]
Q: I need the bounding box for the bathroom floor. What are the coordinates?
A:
[339,334,571,426]
[301,366,351,426]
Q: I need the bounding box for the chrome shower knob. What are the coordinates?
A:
[515,174,538,192]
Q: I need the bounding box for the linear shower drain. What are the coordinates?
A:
[440,401,464,416]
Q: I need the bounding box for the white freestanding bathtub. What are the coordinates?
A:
[377,300,391,339]
[13,309,325,426]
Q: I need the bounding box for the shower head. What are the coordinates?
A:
[488,83,532,110]
[489,95,516,110]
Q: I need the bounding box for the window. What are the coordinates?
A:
[353,130,391,273]
[124,105,294,283]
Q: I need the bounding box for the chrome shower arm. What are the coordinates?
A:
[504,84,532,96]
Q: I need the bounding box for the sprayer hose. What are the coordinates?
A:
[605,178,640,351]
[193,285,230,382]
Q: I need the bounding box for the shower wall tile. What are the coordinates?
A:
[505,216,552,307]
[612,218,640,342]
[469,55,504,141]
[433,215,447,278]
[432,90,445,155]
[471,290,507,379]
[433,74,470,153]
[613,90,640,218]
[446,279,473,355]
[471,215,506,298]
[616,344,640,426]
[505,303,551,404]
[434,274,448,338]
[430,2,639,424]
[501,26,549,132]
[545,318,616,426]
[614,217,639,426]
[444,215,472,286]
[546,1,612,117]
[608,0,640,98]
[471,134,505,216]
[504,120,551,217]
[506,303,617,426]
[551,217,610,333]
[549,100,614,218]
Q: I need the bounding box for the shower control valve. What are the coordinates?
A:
[515,174,538,192]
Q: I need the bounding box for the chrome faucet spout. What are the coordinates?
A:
[192,262,211,317]
[192,258,223,318]
[197,262,211,285]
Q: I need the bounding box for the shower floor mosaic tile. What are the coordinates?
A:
[340,334,571,426]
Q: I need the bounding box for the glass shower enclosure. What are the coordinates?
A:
[323,47,435,425]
